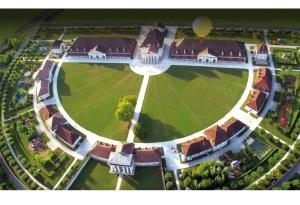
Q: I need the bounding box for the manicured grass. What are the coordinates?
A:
[120,167,164,190]
[70,159,118,190]
[47,9,300,26]
[260,119,294,145]
[137,66,248,142]
[58,63,143,141]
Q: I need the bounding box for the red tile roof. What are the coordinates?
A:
[169,38,247,62]
[134,148,161,163]
[53,40,63,49]
[56,124,81,146]
[181,137,212,157]
[221,117,245,138]
[253,67,271,92]
[67,37,137,58]
[35,60,54,81]
[256,44,268,54]
[119,142,135,154]
[46,112,66,131]
[90,142,116,159]
[204,125,228,146]
[140,29,165,54]
[39,105,57,120]
[246,90,267,111]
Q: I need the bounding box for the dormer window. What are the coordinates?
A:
[183,49,186,54]
[239,52,241,56]
[123,48,126,52]
[230,51,233,56]
[109,48,112,52]
[116,48,119,52]
[176,50,179,54]
[191,49,194,54]
[221,50,224,56]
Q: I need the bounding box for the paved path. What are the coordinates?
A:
[53,158,77,190]
[174,170,181,190]
[4,108,34,122]
[126,75,149,142]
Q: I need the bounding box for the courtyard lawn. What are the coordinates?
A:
[70,159,118,190]
[137,66,248,142]
[57,63,143,141]
[120,167,164,190]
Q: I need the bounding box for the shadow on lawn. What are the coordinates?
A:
[166,66,220,81]
[138,113,183,142]
[88,63,127,71]
[58,68,72,96]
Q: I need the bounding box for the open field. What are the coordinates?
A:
[0,10,42,41]
[70,159,118,190]
[137,66,248,142]
[47,9,300,26]
[120,167,164,190]
[57,63,143,141]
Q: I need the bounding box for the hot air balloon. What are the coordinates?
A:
[192,16,212,38]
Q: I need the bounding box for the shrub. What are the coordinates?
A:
[134,123,144,139]
[165,172,173,182]
[166,181,174,190]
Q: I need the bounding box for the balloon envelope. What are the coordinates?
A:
[192,16,212,38]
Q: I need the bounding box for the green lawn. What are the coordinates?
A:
[120,167,164,190]
[70,159,118,190]
[57,63,143,141]
[137,66,248,142]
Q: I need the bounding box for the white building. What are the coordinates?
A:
[254,44,268,65]
[140,29,165,64]
[52,40,64,56]
[107,142,136,175]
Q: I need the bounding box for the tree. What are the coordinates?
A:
[115,95,137,122]
[165,172,173,182]
[165,181,174,190]
[134,123,144,139]
[115,101,134,122]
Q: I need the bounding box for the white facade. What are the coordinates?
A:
[197,52,218,64]
[36,81,50,101]
[52,44,64,56]
[212,141,228,152]
[109,164,135,175]
[254,53,268,65]
[140,45,164,64]
[88,50,107,60]
[181,148,212,162]
[135,161,161,167]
